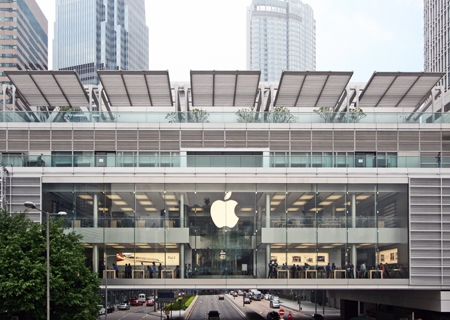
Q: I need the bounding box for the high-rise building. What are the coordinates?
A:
[424,1,449,98]
[247,0,316,82]
[0,0,47,104]
[53,0,149,85]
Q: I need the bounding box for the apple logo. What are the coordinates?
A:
[210,191,239,228]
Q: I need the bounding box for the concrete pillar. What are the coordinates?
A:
[180,194,185,278]
[265,194,271,228]
[180,244,185,279]
[351,194,357,271]
[180,194,184,228]
[93,194,98,228]
[93,244,98,274]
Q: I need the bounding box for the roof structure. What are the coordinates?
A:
[5,70,89,107]
[274,71,354,108]
[359,72,445,108]
[97,70,173,107]
[190,70,261,107]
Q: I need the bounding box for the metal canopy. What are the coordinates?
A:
[190,70,261,107]
[98,70,173,107]
[359,72,445,108]
[5,70,89,107]
[274,71,353,108]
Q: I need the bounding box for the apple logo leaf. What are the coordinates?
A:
[224,191,232,201]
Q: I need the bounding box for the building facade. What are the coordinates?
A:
[53,0,149,85]
[2,69,450,319]
[247,0,316,82]
[0,0,47,105]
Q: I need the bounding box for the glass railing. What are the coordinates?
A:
[265,217,405,228]
[66,217,186,229]
[1,111,449,124]
[3,155,446,168]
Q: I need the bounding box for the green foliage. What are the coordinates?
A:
[0,209,100,320]
[236,106,296,123]
[165,109,209,123]
[165,294,195,311]
[59,106,81,112]
[314,106,367,123]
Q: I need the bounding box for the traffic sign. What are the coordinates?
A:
[279,309,285,316]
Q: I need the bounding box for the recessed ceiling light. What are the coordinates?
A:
[293,201,307,206]
[140,201,153,205]
[106,243,119,246]
[78,195,93,199]
[138,246,152,249]
[300,195,314,200]
[106,195,121,200]
[321,246,334,248]
[112,246,126,248]
[319,201,333,206]
[356,195,371,200]
[168,207,179,211]
[87,201,93,205]
[135,195,148,200]
[121,207,134,211]
[162,194,176,200]
[114,201,127,205]
[287,208,299,211]
[271,245,283,248]
[326,195,343,200]
[270,201,281,205]
[98,207,109,211]
[295,246,308,248]
[336,208,346,211]
[144,207,157,211]
[190,207,203,211]
[309,208,323,211]
[272,195,286,200]
[240,208,253,211]
[165,201,178,206]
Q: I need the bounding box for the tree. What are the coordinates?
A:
[0,209,100,320]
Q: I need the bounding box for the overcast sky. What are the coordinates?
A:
[35,0,424,83]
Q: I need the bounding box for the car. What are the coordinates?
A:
[218,294,224,300]
[229,291,235,295]
[267,311,281,320]
[117,302,130,310]
[106,305,114,313]
[264,294,272,300]
[238,290,244,296]
[233,292,238,297]
[146,299,154,306]
[130,299,143,306]
[244,297,251,304]
[208,310,220,320]
[98,305,106,315]
[309,314,326,320]
[270,299,280,308]
[253,293,262,301]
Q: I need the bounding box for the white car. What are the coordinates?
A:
[98,305,106,315]
[270,299,280,308]
[118,302,130,310]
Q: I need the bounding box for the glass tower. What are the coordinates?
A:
[53,0,149,85]
[424,0,449,91]
[247,0,316,82]
[0,0,47,104]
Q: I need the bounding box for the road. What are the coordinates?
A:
[98,295,341,320]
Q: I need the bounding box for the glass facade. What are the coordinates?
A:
[248,0,316,82]
[43,182,408,280]
[53,0,149,85]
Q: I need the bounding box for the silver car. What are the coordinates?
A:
[270,299,280,308]
[117,302,130,310]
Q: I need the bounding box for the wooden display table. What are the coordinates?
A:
[278,270,289,279]
[103,270,116,279]
[133,270,145,279]
[162,270,175,279]
[334,270,346,279]
[370,270,383,279]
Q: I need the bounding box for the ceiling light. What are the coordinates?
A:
[336,208,346,211]
[135,243,148,246]
[87,201,93,205]
[271,245,283,248]
[114,201,127,205]
[168,207,179,211]
[140,201,153,205]
[287,208,299,211]
[162,194,176,200]
[78,195,93,199]
[106,243,119,246]
[319,201,333,206]
[106,195,121,200]
[270,201,281,205]
[320,246,334,248]
[121,207,134,211]
[300,195,314,200]
[135,195,148,200]
[272,195,286,200]
[302,244,316,246]
[309,208,323,211]
[165,201,178,206]
[138,246,152,249]
[293,201,307,206]
[190,207,203,211]
[240,208,253,211]
[332,244,344,246]
[98,207,109,211]
[144,207,157,211]
[356,195,371,200]
[112,246,126,249]
[295,246,308,249]
[326,195,343,200]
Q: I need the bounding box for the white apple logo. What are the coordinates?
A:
[210,192,239,228]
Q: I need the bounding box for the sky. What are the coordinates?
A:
[35,0,424,83]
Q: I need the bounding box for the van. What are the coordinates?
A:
[138,293,146,302]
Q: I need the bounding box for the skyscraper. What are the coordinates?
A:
[53,0,149,85]
[424,1,449,93]
[0,0,47,104]
[247,0,316,82]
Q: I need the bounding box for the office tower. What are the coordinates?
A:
[424,1,449,92]
[53,0,149,85]
[0,0,47,104]
[247,0,316,82]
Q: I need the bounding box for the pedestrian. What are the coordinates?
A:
[326,263,331,279]
[152,262,156,278]
[113,263,118,278]
[187,263,192,278]
[290,264,296,278]
[184,263,187,278]
[36,153,45,167]
[437,152,442,167]
[360,262,366,279]
[147,264,153,279]
[175,265,180,278]
[158,263,162,278]
[348,262,354,278]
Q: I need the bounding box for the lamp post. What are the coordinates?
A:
[104,254,116,320]
[24,201,66,320]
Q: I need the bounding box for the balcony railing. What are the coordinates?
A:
[2,155,445,168]
[1,111,449,124]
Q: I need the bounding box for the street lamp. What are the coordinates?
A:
[104,254,116,320]
[24,201,66,320]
